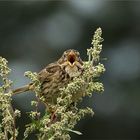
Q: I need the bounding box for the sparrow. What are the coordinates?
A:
[13,49,83,105]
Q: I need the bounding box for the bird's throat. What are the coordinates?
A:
[65,65,81,77]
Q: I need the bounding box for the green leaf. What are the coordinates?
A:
[66,128,82,135]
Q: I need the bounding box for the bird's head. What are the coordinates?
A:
[58,49,83,77]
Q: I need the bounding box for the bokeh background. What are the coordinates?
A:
[0,1,140,139]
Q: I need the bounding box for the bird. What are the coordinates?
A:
[13,49,84,105]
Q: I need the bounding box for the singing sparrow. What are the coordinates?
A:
[13,49,83,104]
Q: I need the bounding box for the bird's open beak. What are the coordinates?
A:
[67,52,76,67]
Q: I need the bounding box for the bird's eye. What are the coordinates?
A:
[63,53,67,58]
[76,51,80,57]
[62,52,67,61]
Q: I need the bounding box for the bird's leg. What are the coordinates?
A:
[50,111,57,123]
[45,104,58,124]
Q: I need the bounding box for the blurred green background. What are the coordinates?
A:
[0,1,140,139]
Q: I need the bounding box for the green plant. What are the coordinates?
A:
[0,28,105,140]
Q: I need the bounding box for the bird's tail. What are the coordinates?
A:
[13,85,30,95]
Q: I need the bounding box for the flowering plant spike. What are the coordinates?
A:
[0,28,105,140]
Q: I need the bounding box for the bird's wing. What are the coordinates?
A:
[37,62,62,82]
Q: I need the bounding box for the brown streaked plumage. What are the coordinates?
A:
[13,49,83,104]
